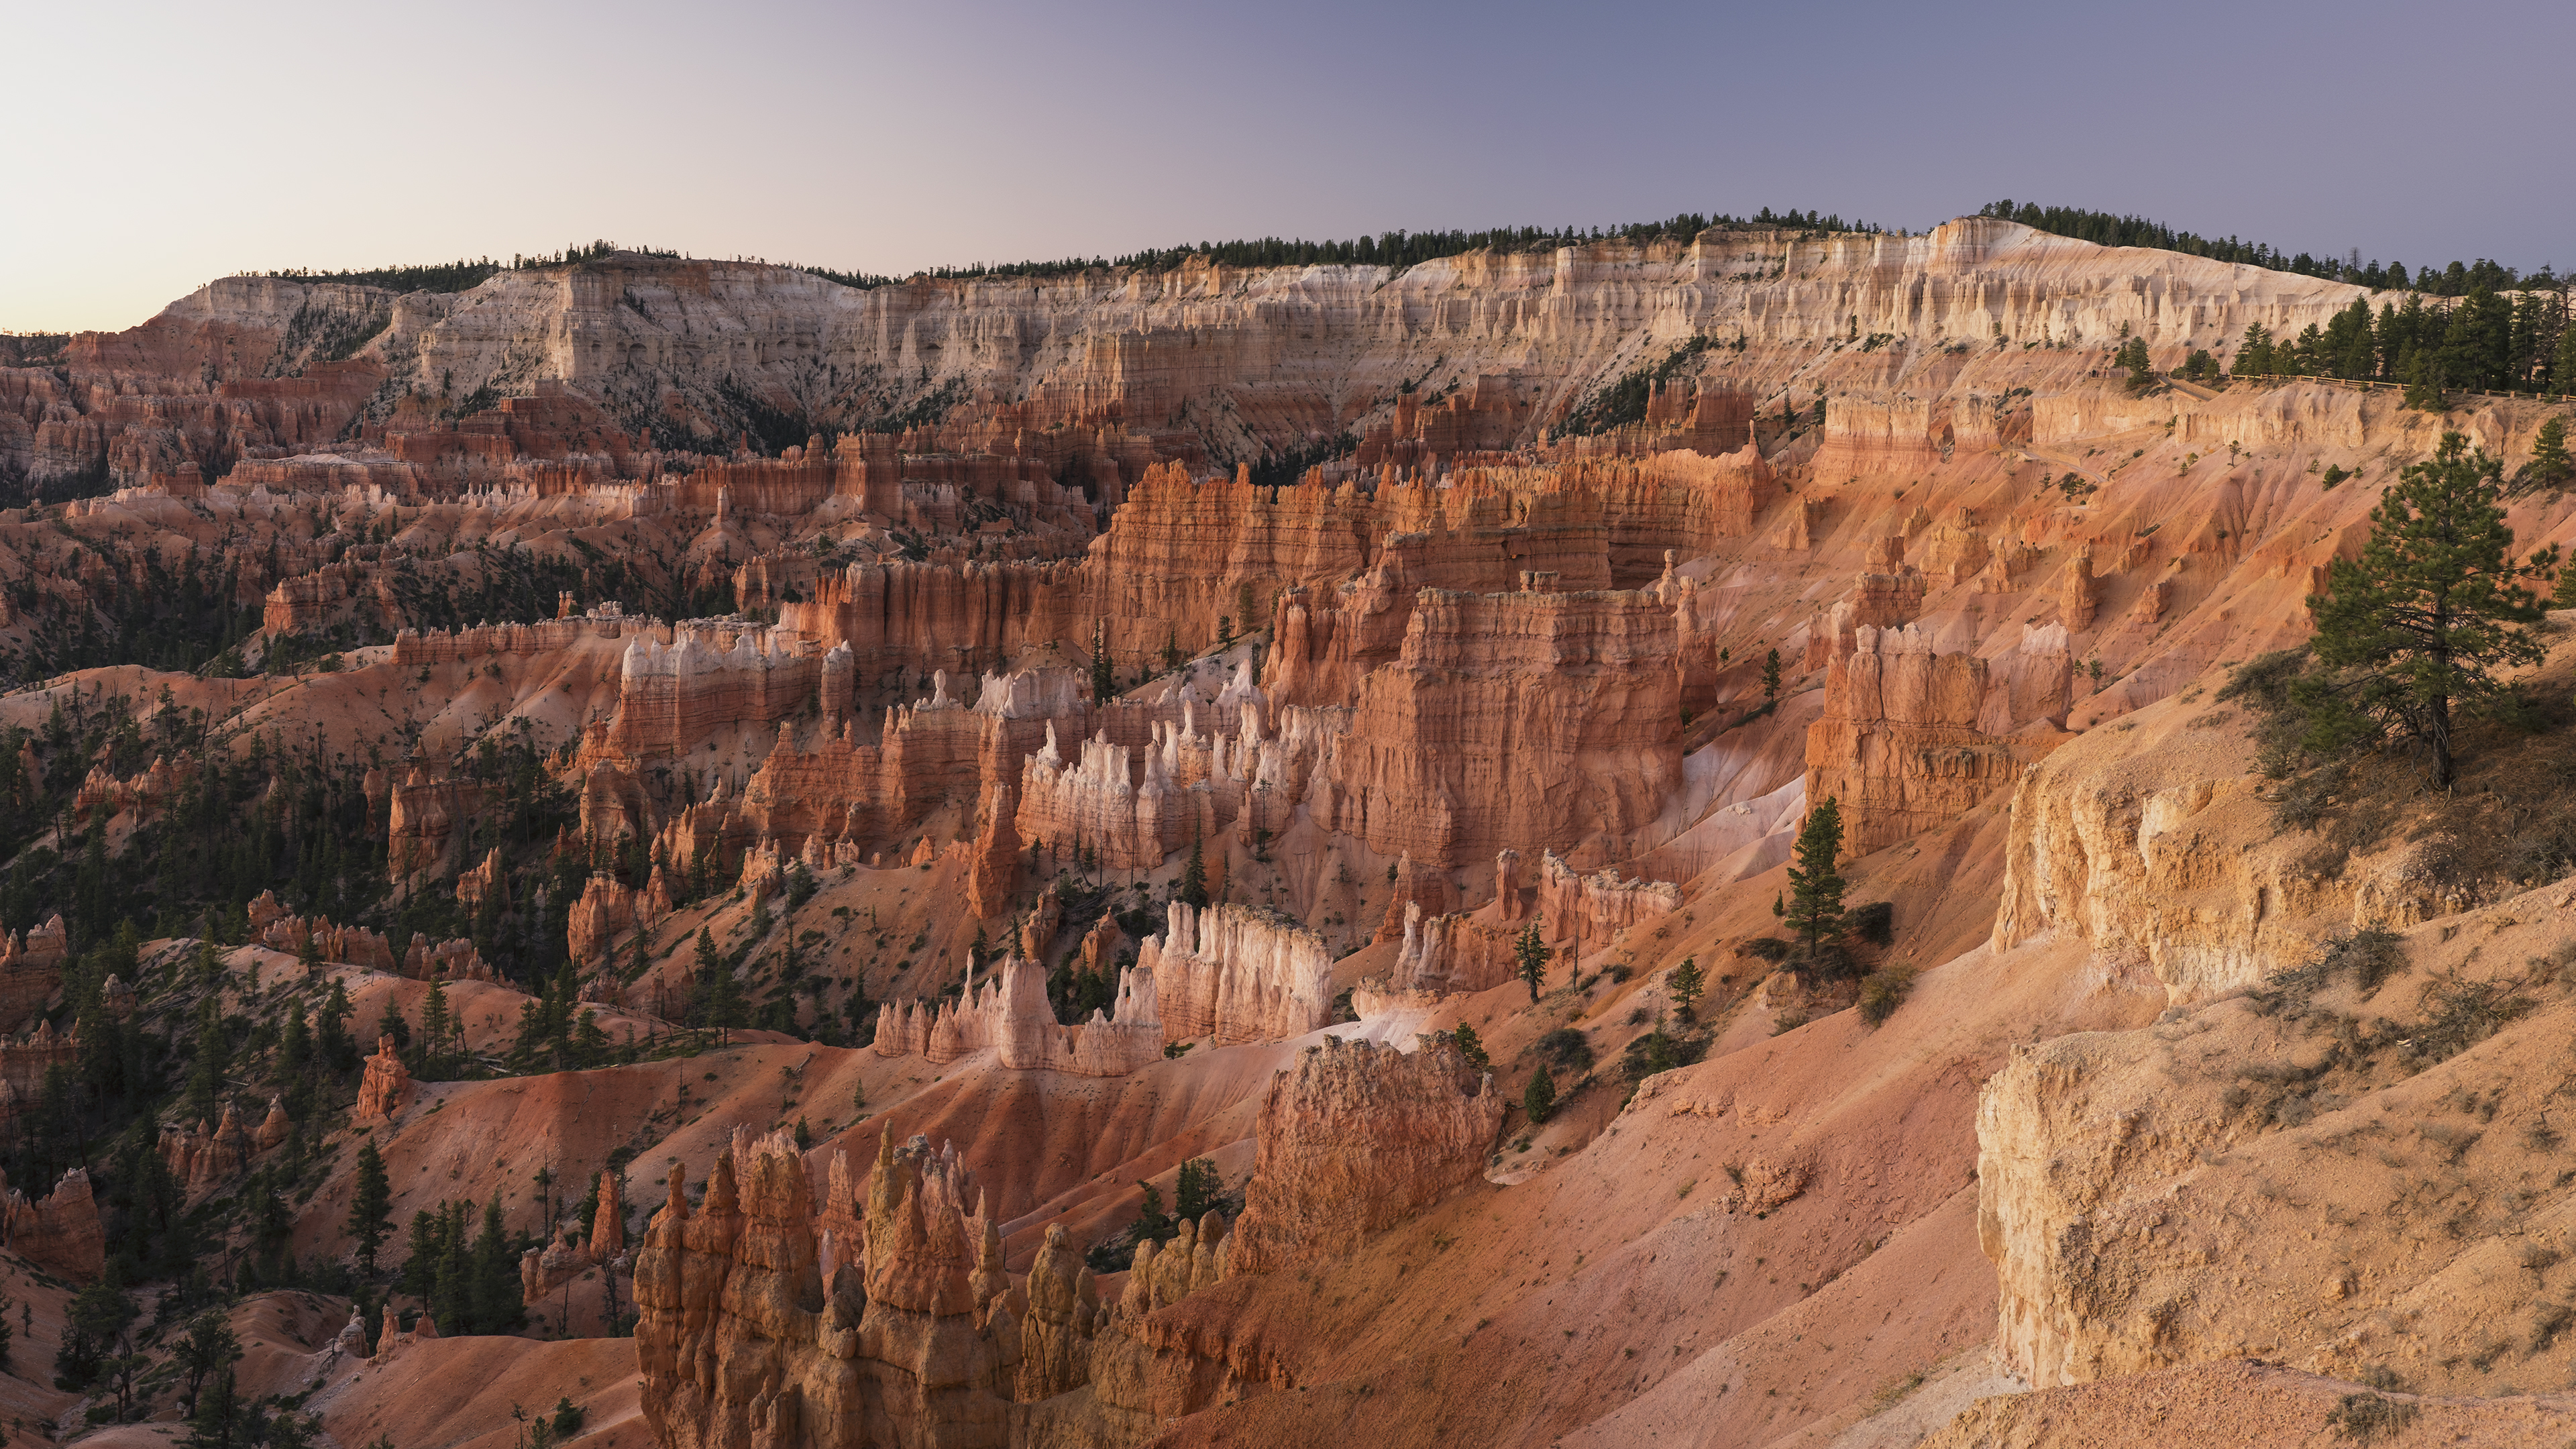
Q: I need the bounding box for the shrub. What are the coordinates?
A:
[1741,937,1792,963]
[1847,901,1894,947]
[1523,1065,1557,1124]
[1536,1028,1594,1071]
[2323,1391,2416,1444]
[1856,967,1916,1027]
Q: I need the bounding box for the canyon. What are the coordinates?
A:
[0,217,2572,1448]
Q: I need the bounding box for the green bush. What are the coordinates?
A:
[1536,1028,1593,1071]
[1856,967,1916,1027]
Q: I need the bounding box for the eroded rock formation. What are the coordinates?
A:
[1228,1035,1501,1274]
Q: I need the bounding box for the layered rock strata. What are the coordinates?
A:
[870,957,1163,1077]
[1138,902,1333,1046]
[1226,1035,1502,1274]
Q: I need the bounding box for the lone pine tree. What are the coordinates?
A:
[1784,798,1847,960]
[2304,430,2556,786]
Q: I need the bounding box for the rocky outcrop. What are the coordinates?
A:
[637,1128,1023,1449]
[568,872,643,963]
[1139,902,1333,1046]
[1803,623,2021,857]
[1307,586,1682,869]
[0,916,66,1033]
[870,956,1163,1077]
[159,1103,252,1191]
[0,1020,80,1122]
[1532,850,1682,951]
[1227,1035,1501,1274]
[0,1167,103,1280]
[246,891,398,971]
[607,622,841,759]
[354,1035,413,1122]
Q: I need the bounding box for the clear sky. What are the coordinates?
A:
[7,0,2569,334]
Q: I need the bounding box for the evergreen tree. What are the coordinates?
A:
[2115,337,2155,390]
[1523,1063,1556,1124]
[2231,322,2275,377]
[276,1000,312,1118]
[182,1368,241,1449]
[1668,955,1705,1020]
[2528,417,2573,492]
[2304,431,2557,786]
[1089,619,1116,702]
[1173,1158,1219,1222]
[469,1194,517,1334]
[2402,347,2445,411]
[417,977,453,1079]
[1762,647,1781,705]
[1130,1179,1173,1242]
[347,1140,393,1278]
[176,1308,239,1416]
[1179,834,1209,910]
[1513,920,1550,1004]
[1784,798,1848,959]
[1449,1022,1491,1071]
[250,1169,294,1281]
[55,1281,134,1391]
[398,1208,442,1297]
[2555,323,2576,396]
[431,1200,470,1332]
[317,977,356,1073]
[182,996,229,1126]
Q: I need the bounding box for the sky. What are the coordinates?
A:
[6,0,2570,333]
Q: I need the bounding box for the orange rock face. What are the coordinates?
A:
[1802,623,2025,857]
[1139,902,1332,1046]
[0,1166,104,1280]
[1305,586,1682,869]
[354,1034,413,1122]
[1227,1035,1502,1275]
[871,956,1163,1076]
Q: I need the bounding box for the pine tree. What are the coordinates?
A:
[1762,647,1781,705]
[276,1000,312,1118]
[1089,619,1116,702]
[1784,798,1848,961]
[398,1208,442,1297]
[1668,955,1705,1020]
[1513,920,1550,1004]
[182,996,228,1126]
[1523,1063,1556,1124]
[176,1308,239,1416]
[317,977,356,1074]
[417,977,452,1079]
[1179,834,1209,909]
[469,1195,517,1334]
[2555,321,2576,397]
[2402,347,2445,411]
[347,1141,393,1278]
[2304,430,2557,787]
[1450,1022,1491,1071]
[2528,417,2573,491]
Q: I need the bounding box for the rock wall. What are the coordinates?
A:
[870,956,1163,1077]
[1138,902,1334,1046]
[1308,586,1682,869]
[1802,623,2021,857]
[636,1128,1023,1449]
[1226,1035,1501,1275]
[0,1167,103,1281]
[354,1035,413,1122]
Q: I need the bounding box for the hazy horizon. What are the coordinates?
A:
[8,0,2569,335]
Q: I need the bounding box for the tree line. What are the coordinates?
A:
[1982,200,2543,296]
[2225,288,2574,396]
